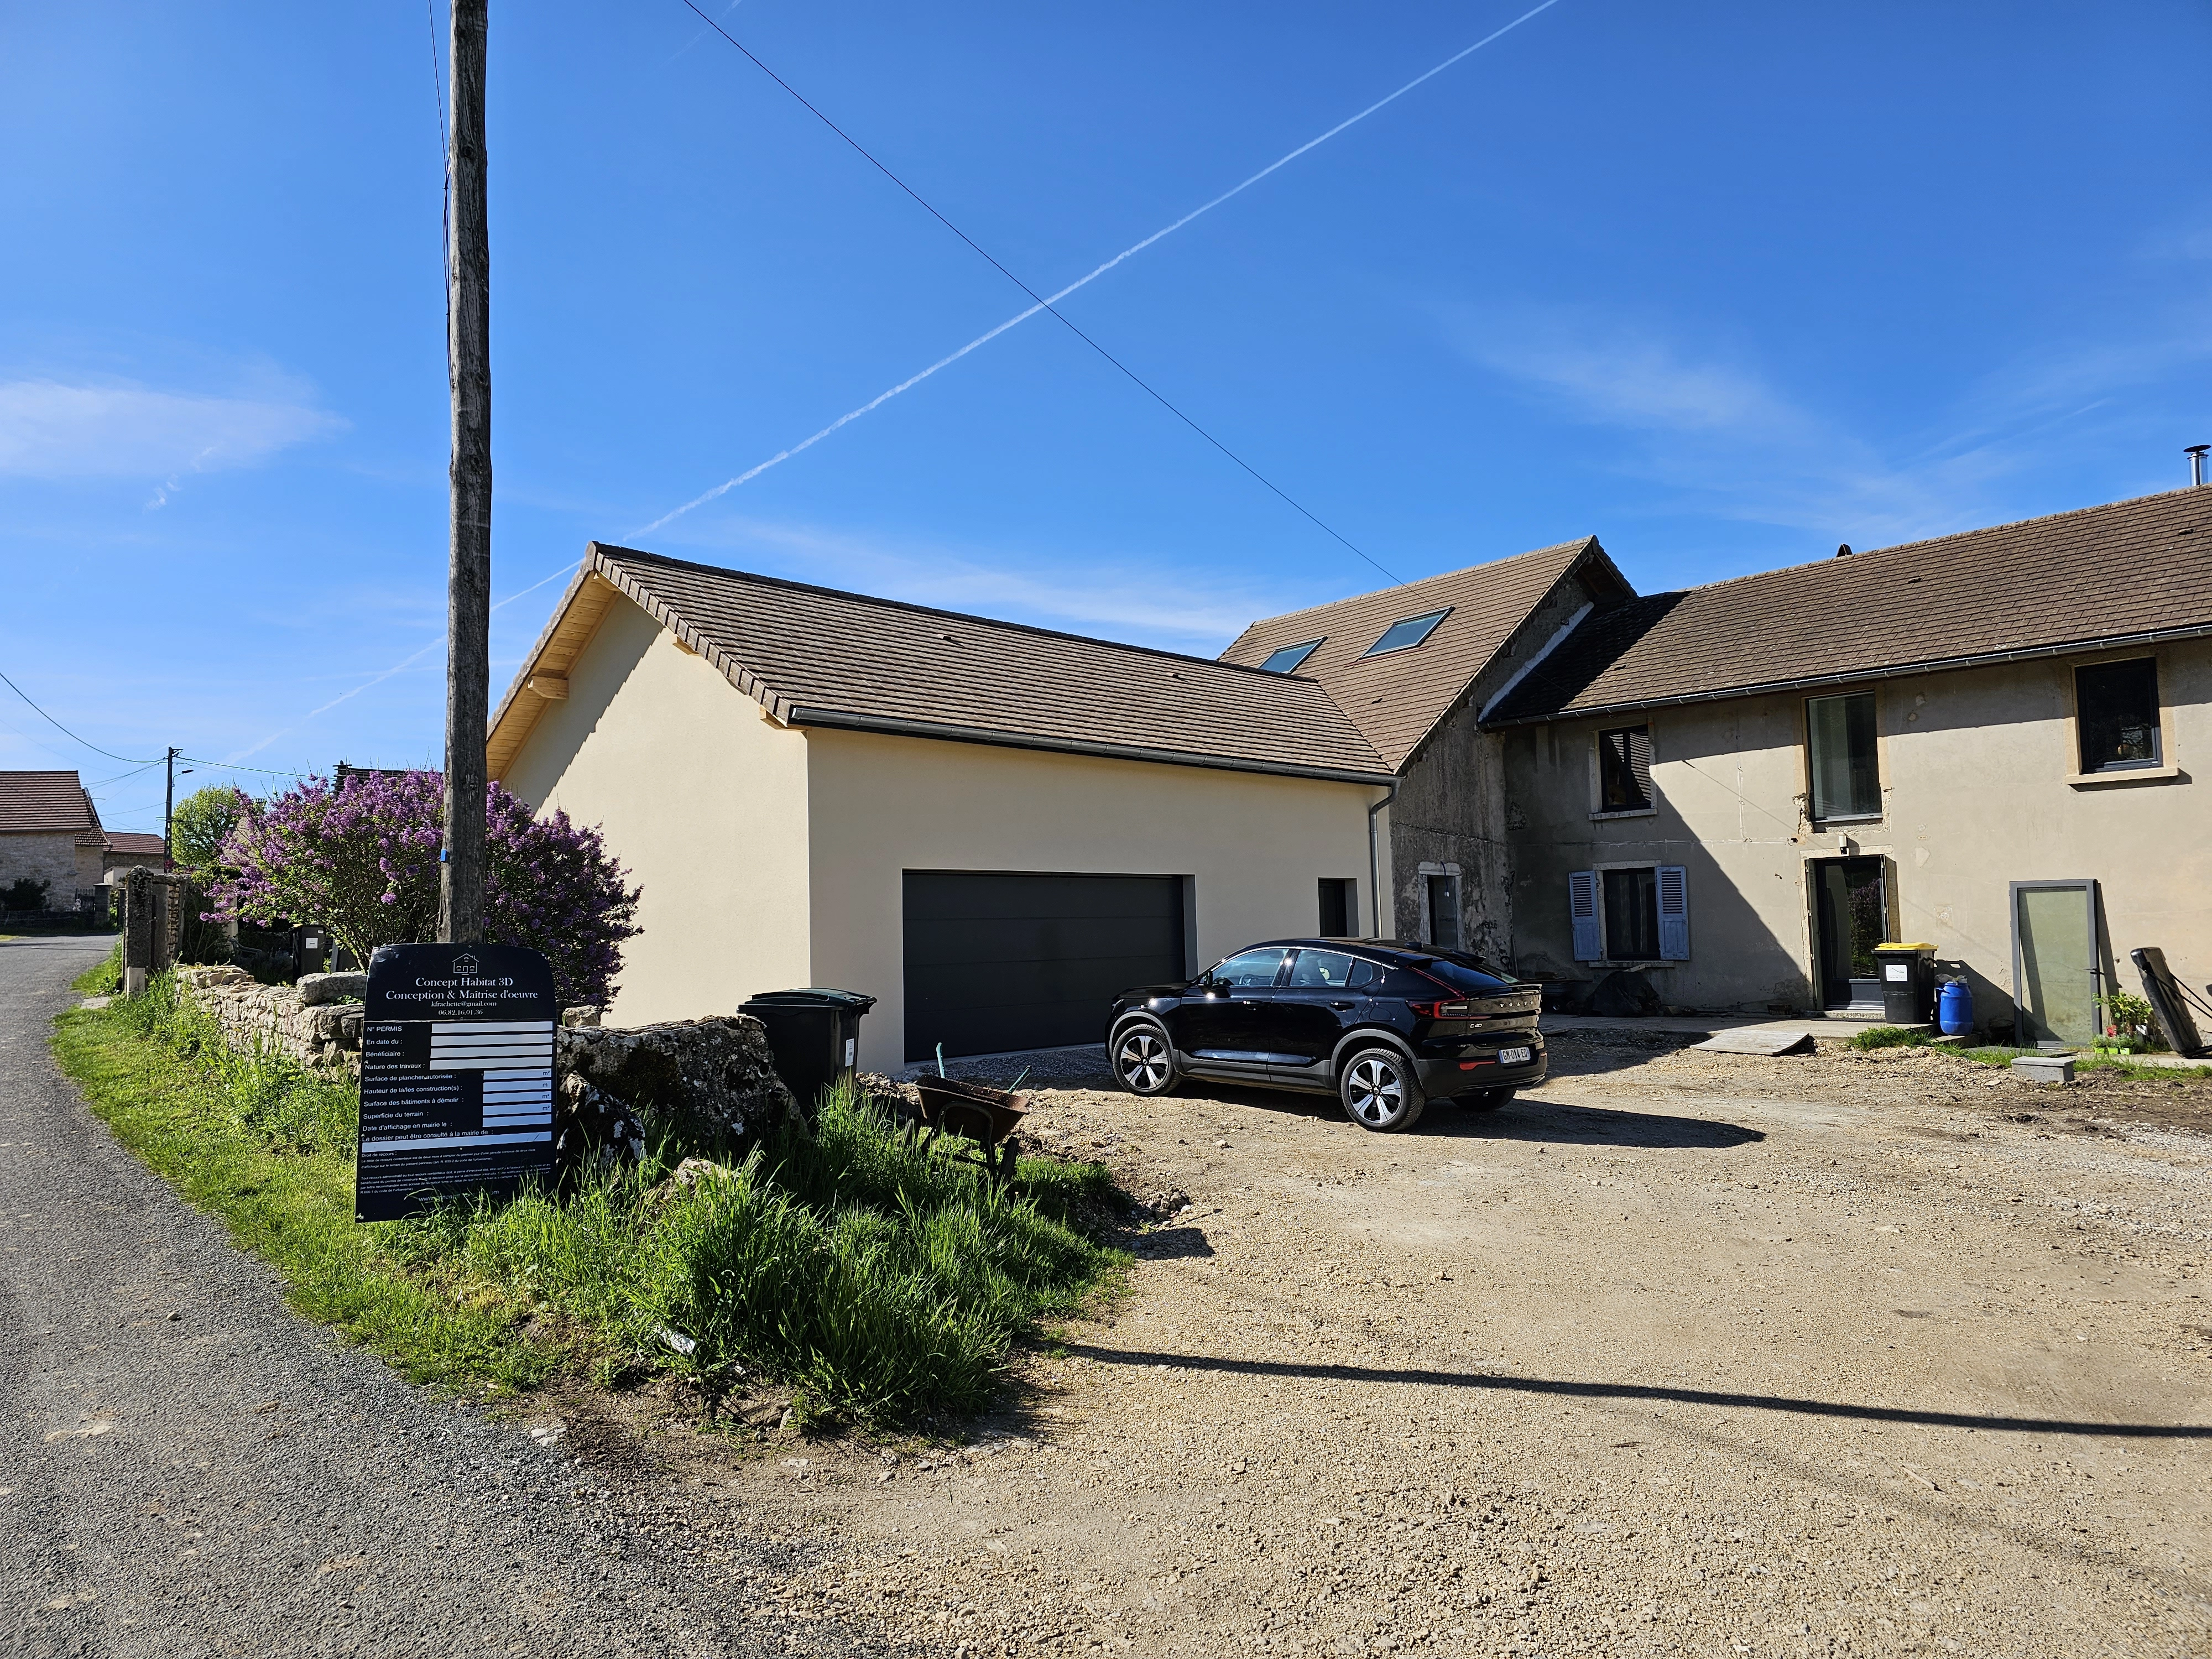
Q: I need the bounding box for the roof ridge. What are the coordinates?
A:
[1672,486,2211,598]
[591,544,1331,684]
[1234,538,1597,632]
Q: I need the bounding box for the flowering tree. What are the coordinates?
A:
[207,769,641,1007]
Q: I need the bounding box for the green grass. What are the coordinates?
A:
[1848,1025,1935,1050]
[74,940,122,996]
[53,974,1125,1425]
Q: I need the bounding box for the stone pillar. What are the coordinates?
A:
[122,867,153,997]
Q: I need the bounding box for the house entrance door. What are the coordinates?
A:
[1811,857,1887,1011]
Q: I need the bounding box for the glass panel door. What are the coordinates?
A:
[2013,882,2099,1047]
[1812,857,1887,1009]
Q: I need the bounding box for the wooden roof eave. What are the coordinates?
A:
[486,545,797,784]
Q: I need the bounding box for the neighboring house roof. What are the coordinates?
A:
[103,832,168,858]
[0,770,100,835]
[1486,488,2212,724]
[490,545,1395,785]
[1217,538,1612,769]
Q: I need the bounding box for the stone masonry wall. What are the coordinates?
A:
[172,965,797,1163]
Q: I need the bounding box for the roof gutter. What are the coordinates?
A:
[1481,620,2212,728]
[784,707,1397,786]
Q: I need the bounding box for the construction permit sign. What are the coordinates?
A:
[354,942,556,1222]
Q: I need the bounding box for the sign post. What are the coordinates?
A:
[356,942,555,1222]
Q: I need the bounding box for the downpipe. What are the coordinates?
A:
[1367,781,1398,938]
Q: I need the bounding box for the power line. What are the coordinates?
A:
[673,0,1408,586]
[179,755,309,778]
[0,669,158,765]
[86,760,166,789]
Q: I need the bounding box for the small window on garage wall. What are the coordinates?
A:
[1596,725,1653,812]
[2074,658,2161,772]
[1317,878,1357,937]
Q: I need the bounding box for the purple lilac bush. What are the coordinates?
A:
[207,770,640,1007]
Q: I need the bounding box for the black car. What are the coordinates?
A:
[1105,939,1545,1132]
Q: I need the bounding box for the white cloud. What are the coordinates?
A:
[1442,302,2203,547]
[0,377,344,482]
[656,515,1305,649]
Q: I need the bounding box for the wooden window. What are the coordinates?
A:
[1571,865,1689,962]
[1597,725,1653,812]
[2075,659,2161,773]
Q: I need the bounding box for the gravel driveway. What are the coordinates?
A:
[707,1034,2212,1658]
[0,936,837,1659]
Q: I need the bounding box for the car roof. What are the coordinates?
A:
[1244,938,1519,979]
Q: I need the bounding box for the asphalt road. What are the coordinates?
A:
[0,936,815,1659]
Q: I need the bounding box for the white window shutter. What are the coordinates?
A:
[1568,870,1601,962]
[1657,865,1690,960]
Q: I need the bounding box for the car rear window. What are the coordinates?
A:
[1400,953,1516,993]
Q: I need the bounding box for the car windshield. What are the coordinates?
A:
[1400,952,1515,993]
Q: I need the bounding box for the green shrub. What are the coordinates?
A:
[74,941,123,996]
[1849,1025,1933,1050]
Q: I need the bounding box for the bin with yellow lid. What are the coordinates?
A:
[1872,943,1938,1025]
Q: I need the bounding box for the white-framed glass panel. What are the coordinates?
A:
[1807,692,1880,820]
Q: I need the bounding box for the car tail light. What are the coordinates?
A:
[1407,1000,1473,1019]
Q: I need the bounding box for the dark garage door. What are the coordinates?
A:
[903,872,1186,1061]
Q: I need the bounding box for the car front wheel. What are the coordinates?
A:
[1339,1047,1425,1133]
[1113,1023,1180,1096]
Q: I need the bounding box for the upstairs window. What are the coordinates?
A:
[1597,724,1653,812]
[2076,659,2161,772]
[1259,638,1322,674]
[1362,608,1450,657]
[1807,691,1880,821]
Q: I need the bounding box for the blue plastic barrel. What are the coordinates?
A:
[1937,979,1974,1037]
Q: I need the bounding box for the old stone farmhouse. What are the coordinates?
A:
[0,771,124,909]
[492,485,2210,1064]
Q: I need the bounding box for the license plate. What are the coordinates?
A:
[1498,1046,1532,1065]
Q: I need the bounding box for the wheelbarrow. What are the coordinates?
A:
[905,1076,1030,1186]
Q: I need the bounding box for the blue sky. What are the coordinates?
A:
[3,1,2206,832]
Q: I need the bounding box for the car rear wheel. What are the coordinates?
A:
[1339,1047,1425,1133]
[1457,1087,1515,1112]
[1113,1023,1180,1096]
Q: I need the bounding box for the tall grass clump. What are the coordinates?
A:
[458,1086,1124,1425]
[1848,1025,1934,1051]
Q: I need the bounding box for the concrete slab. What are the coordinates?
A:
[1691,1029,1815,1056]
[1541,1012,1928,1042]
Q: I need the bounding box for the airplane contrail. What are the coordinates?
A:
[634,0,1567,537]
[225,557,585,765]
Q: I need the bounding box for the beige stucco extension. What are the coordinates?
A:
[499,593,1383,1071]
[1502,639,2212,1026]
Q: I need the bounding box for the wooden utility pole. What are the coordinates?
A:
[161,747,181,870]
[440,0,491,943]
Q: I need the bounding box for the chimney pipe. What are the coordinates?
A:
[2189,445,2210,488]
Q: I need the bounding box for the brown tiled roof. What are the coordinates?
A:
[0,771,99,835]
[103,831,168,857]
[1486,488,2212,723]
[492,547,1394,784]
[1217,539,1607,767]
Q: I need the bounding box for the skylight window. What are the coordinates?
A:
[1258,638,1323,674]
[1361,608,1450,657]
